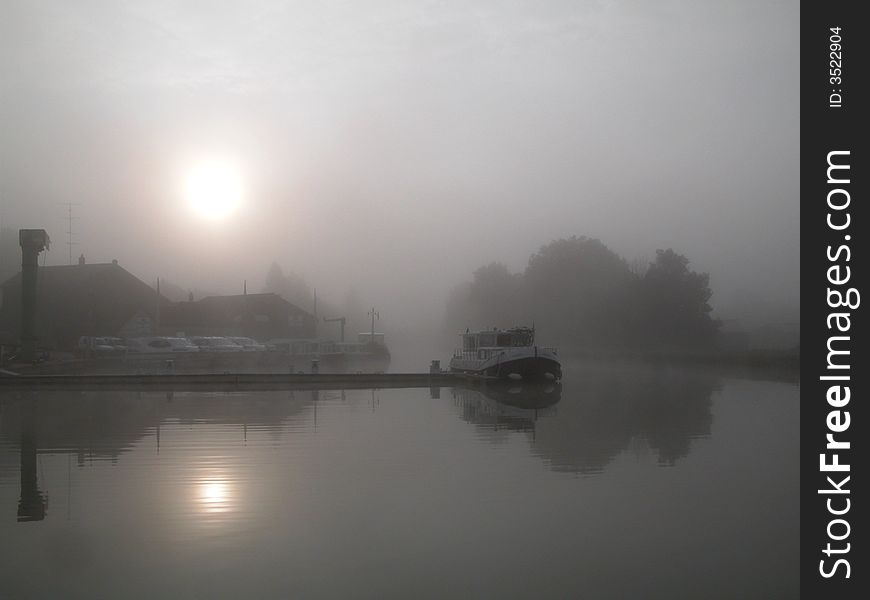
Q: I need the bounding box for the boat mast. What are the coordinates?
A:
[368,307,379,344]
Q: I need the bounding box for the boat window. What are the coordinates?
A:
[511,331,532,346]
[462,336,477,351]
[496,334,512,346]
[478,333,495,347]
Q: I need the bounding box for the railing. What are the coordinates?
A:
[453,346,558,358]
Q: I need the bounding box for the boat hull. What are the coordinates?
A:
[449,347,561,381]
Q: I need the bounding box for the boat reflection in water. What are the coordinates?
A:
[472,381,562,410]
[446,381,562,434]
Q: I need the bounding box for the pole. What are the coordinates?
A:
[368,307,379,345]
[155,277,161,334]
[60,202,80,265]
[19,230,49,362]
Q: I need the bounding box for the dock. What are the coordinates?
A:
[0,371,467,391]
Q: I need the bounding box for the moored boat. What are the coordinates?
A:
[448,326,561,381]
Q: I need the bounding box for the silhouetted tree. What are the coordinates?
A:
[263,262,285,295]
[444,238,720,354]
[444,280,474,334]
[263,262,314,311]
[470,262,524,325]
[444,263,524,334]
[638,249,719,348]
[524,236,635,346]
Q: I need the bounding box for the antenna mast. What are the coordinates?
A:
[60,202,80,265]
[367,307,379,345]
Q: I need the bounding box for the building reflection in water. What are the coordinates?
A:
[1,366,716,525]
[17,414,46,522]
[0,389,319,523]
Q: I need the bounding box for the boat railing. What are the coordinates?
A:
[453,346,558,358]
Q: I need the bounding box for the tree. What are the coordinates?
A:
[444,238,720,354]
[469,262,524,327]
[524,236,635,346]
[263,262,286,296]
[639,249,719,348]
[443,263,523,332]
[444,280,474,335]
[263,262,313,311]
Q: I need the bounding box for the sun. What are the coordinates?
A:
[184,160,244,220]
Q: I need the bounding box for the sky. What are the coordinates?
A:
[0,0,799,331]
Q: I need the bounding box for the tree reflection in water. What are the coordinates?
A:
[451,361,716,474]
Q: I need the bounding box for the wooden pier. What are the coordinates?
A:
[0,371,466,391]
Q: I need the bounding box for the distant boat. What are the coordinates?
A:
[265,332,390,366]
[448,326,561,381]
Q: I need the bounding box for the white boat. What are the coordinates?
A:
[266,334,388,358]
[448,326,561,381]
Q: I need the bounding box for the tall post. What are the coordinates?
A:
[19,229,49,363]
[155,277,161,334]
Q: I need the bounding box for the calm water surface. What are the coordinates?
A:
[0,362,799,599]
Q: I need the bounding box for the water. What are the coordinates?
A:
[0,361,799,599]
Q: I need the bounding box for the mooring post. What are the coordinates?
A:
[19,229,50,363]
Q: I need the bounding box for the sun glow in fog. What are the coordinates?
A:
[184,160,244,220]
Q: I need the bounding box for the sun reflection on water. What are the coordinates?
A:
[197,477,232,514]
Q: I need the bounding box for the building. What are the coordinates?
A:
[0,260,316,350]
[158,293,316,340]
[0,262,168,350]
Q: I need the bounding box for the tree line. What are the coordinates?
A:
[445,236,719,352]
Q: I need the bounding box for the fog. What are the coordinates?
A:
[1,0,799,340]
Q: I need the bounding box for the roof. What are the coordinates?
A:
[159,292,313,329]
[2,263,168,300]
[0,262,169,345]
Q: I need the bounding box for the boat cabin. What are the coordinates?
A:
[460,327,535,352]
[358,332,386,345]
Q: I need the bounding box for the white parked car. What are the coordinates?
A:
[228,337,267,352]
[189,336,244,352]
[126,337,200,353]
[78,336,126,356]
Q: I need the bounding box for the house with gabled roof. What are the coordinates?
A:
[0,261,169,350]
[158,292,316,340]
